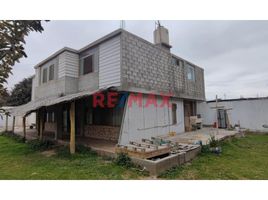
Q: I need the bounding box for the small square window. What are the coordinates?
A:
[42,68,48,83]
[172,58,180,66]
[187,64,195,81]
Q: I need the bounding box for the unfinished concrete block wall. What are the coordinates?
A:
[120,31,205,101]
[84,125,120,141]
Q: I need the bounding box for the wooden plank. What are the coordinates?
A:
[70,101,76,154]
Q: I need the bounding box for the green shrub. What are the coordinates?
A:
[56,144,96,158]
[0,132,25,143]
[27,139,55,151]
[201,144,210,153]
[114,153,134,168]
[76,144,94,154]
[208,135,219,148]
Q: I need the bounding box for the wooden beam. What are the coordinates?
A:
[70,101,76,154]
[23,116,26,141]
[12,116,15,133]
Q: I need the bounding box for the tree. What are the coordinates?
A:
[0,20,46,97]
[0,88,10,118]
[7,76,33,106]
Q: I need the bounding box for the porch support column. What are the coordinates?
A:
[70,101,76,154]
[5,113,8,132]
[39,111,44,141]
[23,116,26,141]
[12,116,15,133]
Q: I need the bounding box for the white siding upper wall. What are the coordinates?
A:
[99,36,121,88]
[119,95,184,145]
[58,51,79,78]
[31,76,36,101]
[197,99,268,131]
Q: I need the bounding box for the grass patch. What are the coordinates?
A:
[0,132,267,179]
[159,133,268,179]
[0,135,144,180]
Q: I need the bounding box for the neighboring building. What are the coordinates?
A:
[0,107,35,131]
[197,97,268,132]
[11,25,205,148]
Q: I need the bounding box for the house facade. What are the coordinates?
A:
[12,26,205,151]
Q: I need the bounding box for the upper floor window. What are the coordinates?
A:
[49,64,54,81]
[42,68,48,83]
[42,64,54,84]
[81,55,94,75]
[187,64,195,81]
[172,57,180,66]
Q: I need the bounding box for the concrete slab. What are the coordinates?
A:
[160,128,238,145]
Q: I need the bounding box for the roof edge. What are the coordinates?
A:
[34,47,78,69]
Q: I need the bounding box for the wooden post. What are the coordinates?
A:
[12,116,15,133]
[39,111,44,141]
[70,101,76,154]
[23,116,26,141]
[215,95,218,129]
[5,114,8,132]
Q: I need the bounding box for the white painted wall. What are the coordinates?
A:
[0,112,36,131]
[99,36,121,88]
[119,95,184,145]
[197,99,268,131]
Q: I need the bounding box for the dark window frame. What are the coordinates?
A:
[81,54,94,75]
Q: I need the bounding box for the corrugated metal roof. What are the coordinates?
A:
[8,89,101,116]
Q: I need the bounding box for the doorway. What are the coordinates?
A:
[217,109,227,128]
[184,100,196,132]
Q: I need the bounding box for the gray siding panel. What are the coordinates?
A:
[58,51,79,78]
[99,36,121,88]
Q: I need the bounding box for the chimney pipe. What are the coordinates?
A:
[153,23,172,51]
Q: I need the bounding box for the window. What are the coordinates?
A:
[42,68,48,83]
[85,107,93,125]
[81,55,94,75]
[172,104,177,125]
[49,64,54,81]
[187,64,195,81]
[46,112,55,123]
[172,57,180,66]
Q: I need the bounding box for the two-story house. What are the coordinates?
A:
[11,25,205,153]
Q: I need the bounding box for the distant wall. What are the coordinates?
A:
[197,99,268,131]
[0,113,36,131]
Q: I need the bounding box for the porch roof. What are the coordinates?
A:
[8,89,101,116]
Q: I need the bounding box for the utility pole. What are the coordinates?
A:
[120,20,125,29]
